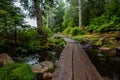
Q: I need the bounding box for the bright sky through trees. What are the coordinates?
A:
[14,2,37,27]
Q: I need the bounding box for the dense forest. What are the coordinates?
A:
[0,0,120,80]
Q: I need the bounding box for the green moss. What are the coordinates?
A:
[73,35,85,42]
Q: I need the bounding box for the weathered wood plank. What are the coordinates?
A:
[64,43,73,80]
[73,44,87,80]
[52,44,68,80]
[52,37,103,80]
[76,44,104,80]
[52,43,73,80]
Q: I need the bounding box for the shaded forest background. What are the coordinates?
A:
[1,0,120,80]
[1,0,120,56]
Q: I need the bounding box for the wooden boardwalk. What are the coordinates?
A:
[52,37,103,80]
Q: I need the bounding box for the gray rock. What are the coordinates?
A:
[32,61,54,73]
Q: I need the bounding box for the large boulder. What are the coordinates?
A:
[0,53,14,66]
[32,61,54,73]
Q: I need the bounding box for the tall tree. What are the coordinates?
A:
[52,1,65,32]
[0,0,24,54]
[82,0,106,26]
[20,0,58,39]
[62,0,79,28]
[34,0,45,39]
[20,0,45,39]
[20,0,58,61]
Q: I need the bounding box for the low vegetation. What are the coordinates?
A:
[0,63,35,80]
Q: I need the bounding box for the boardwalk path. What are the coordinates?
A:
[52,35,103,80]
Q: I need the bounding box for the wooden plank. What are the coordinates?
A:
[76,44,103,80]
[64,43,73,80]
[52,36,103,80]
[73,44,87,80]
[52,43,73,80]
[52,44,68,80]
[53,43,72,80]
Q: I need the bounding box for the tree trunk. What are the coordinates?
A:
[34,0,47,62]
[14,26,17,48]
[79,0,82,27]
[14,26,17,53]
[34,0,46,39]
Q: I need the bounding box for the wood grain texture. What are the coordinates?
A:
[52,37,103,80]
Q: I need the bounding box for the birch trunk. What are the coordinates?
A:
[79,0,82,27]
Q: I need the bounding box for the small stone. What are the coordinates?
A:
[99,47,110,51]
[97,54,104,57]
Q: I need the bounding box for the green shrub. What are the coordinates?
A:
[86,25,98,33]
[87,15,120,33]
[17,28,42,54]
[62,27,72,35]
[48,36,65,47]
[86,15,109,33]
[115,24,120,30]
[0,63,35,80]
[44,25,53,37]
[97,22,114,33]
[70,27,84,36]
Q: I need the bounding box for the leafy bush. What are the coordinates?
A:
[17,28,42,54]
[70,27,84,36]
[48,36,65,47]
[62,27,72,35]
[0,63,35,80]
[44,25,53,37]
[86,15,109,32]
[115,24,120,31]
[97,22,114,33]
[87,15,120,33]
